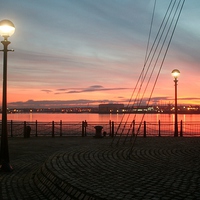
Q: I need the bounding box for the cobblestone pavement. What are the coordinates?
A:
[0,137,200,200]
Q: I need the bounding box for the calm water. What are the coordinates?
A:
[5,113,200,123]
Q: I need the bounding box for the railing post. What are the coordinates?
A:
[60,120,62,137]
[158,120,161,137]
[84,120,87,136]
[180,120,183,137]
[144,121,146,138]
[35,120,38,137]
[111,121,114,137]
[109,120,111,136]
[52,121,54,137]
[82,121,84,137]
[10,120,13,137]
[132,120,135,137]
[24,121,26,138]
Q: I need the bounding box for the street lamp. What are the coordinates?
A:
[0,19,15,172]
[171,69,180,137]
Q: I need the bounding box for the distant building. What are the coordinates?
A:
[99,104,124,113]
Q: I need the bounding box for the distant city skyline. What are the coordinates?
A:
[0,0,200,108]
[6,103,200,115]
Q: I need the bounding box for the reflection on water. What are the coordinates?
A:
[4,113,200,123]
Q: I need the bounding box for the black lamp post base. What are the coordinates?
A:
[0,163,13,172]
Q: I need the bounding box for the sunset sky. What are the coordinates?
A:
[0,0,200,108]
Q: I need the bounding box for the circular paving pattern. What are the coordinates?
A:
[0,137,200,199]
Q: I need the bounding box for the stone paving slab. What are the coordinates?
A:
[0,137,200,199]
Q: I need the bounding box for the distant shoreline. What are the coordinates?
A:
[6,111,200,114]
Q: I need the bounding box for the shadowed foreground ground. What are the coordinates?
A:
[0,136,200,199]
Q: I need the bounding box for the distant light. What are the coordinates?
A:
[171,69,180,79]
[0,19,15,38]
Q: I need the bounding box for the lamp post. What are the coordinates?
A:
[0,19,15,172]
[171,69,180,137]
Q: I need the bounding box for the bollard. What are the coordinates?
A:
[94,126,103,138]
[25,126,31,138]
[24,121,31,138]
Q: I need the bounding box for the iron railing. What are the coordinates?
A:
[0,120,200,137]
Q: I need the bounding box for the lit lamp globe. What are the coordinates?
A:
[171,69,180,79]
[0,19,15,38]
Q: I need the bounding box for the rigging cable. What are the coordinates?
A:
[127,0,186,158]
[111,0,173,146]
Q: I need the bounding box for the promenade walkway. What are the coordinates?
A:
[0,137,200,199]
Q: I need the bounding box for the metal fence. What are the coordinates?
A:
[1,120,200,137]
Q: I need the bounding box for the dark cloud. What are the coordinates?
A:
[8,99,115,108]
[41,90,52,93]
[67,85,129,94]
[54,85,130,94]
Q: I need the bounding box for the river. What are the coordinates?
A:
[5,113,200,123]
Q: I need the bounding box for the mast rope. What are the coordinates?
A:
[111,0,186,149]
